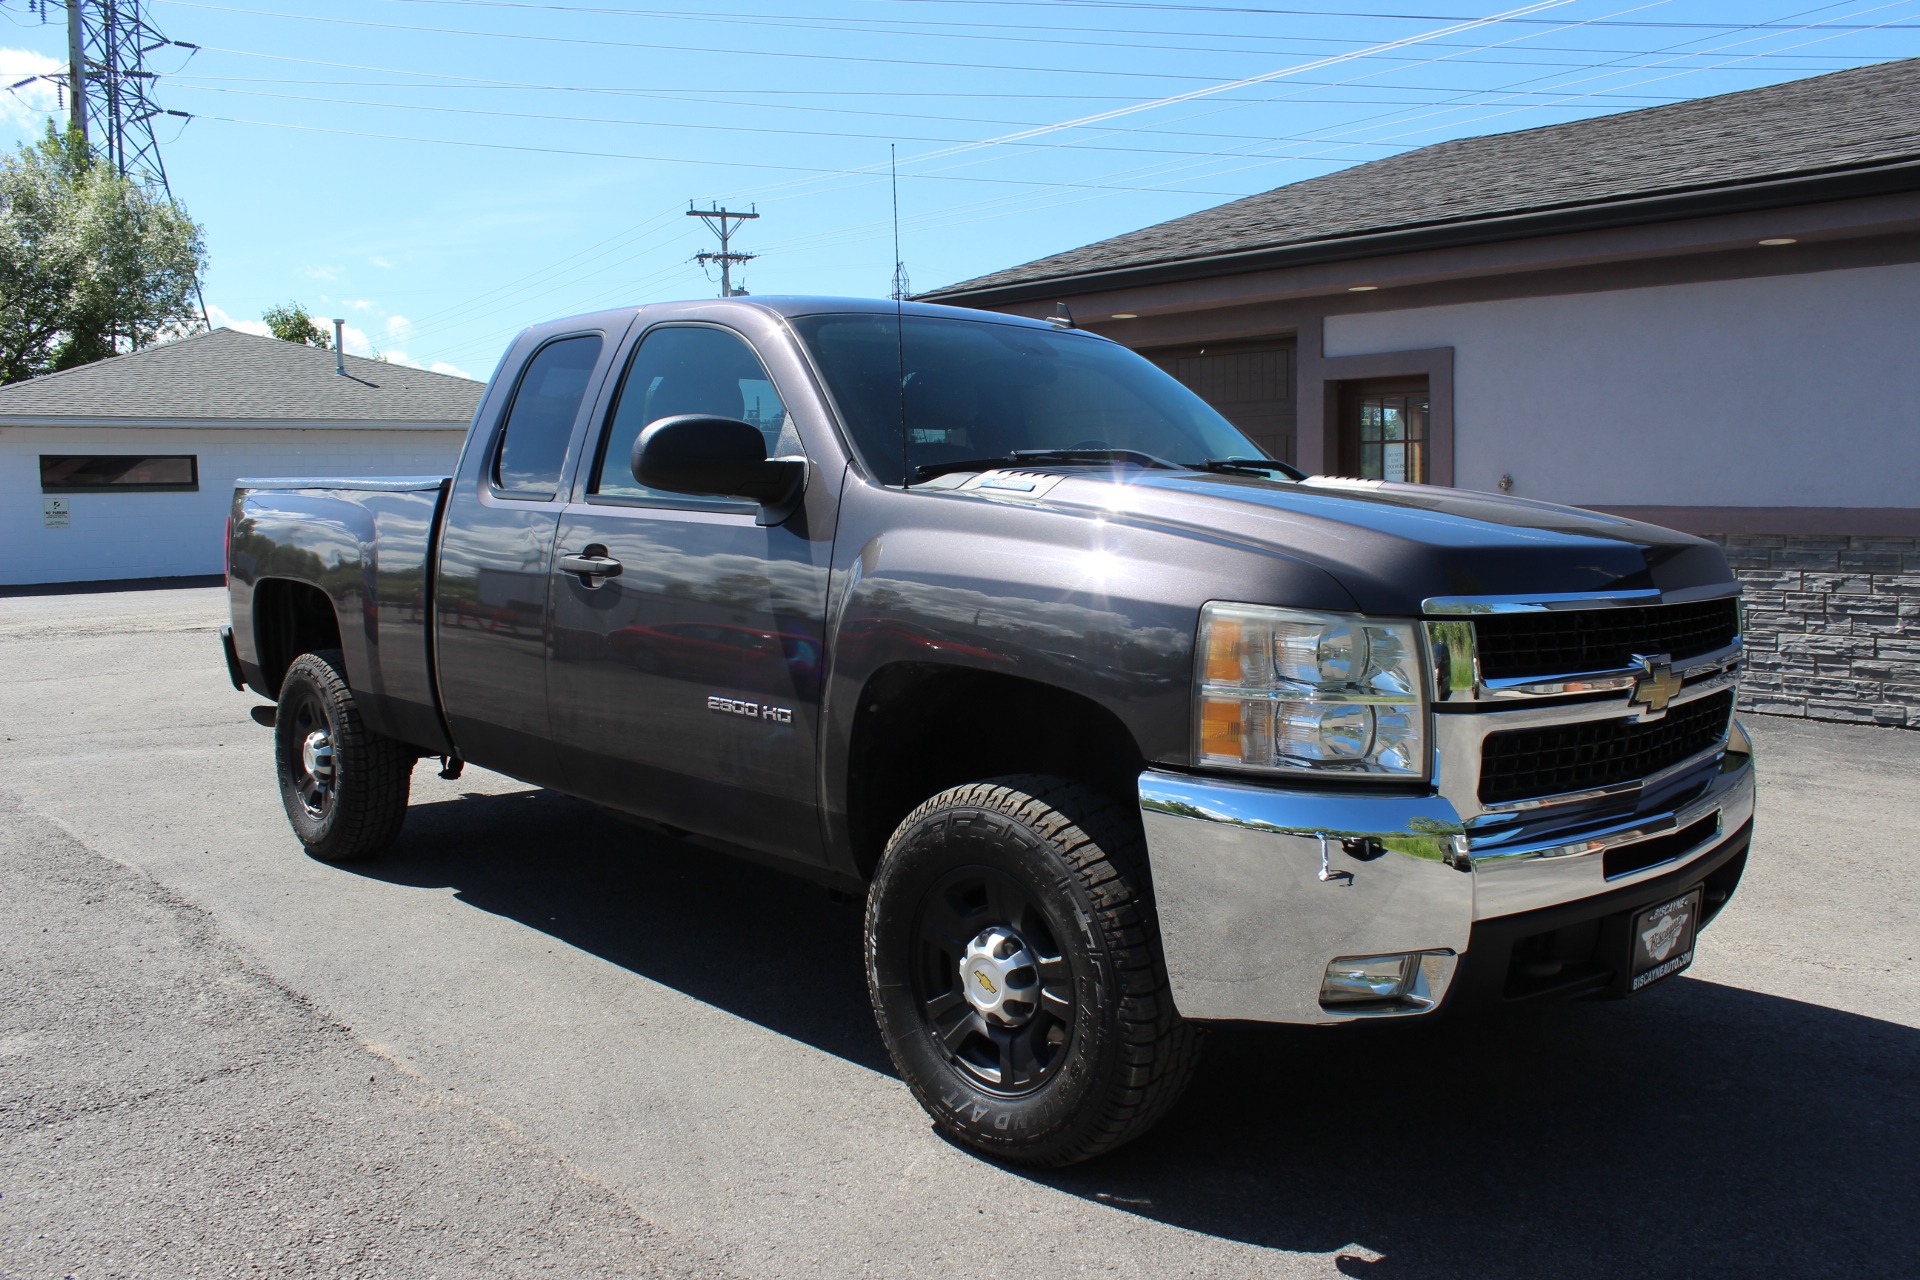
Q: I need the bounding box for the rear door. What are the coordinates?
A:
[435,327,618,787]
[545,321,833,865]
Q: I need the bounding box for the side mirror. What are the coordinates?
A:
[631,414,805,524]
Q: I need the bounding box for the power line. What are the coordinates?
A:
[377,0,1920,64]
[845,0,1920,28]
[178,82,1661,161]
[163,0,1618,88]
[725,0,1895,265]
[127,0,1920,369]
[185,114,1262,194]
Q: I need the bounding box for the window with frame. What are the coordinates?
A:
[589,325,798,507]
[1339,380,1429,483]
[491,333,604,499]
[40,454,198,493]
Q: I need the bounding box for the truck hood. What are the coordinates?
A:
[1033,469,1732,615]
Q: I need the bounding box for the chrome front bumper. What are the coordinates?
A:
[1139,723,1756,1024]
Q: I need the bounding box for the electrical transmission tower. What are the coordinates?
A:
[7,0,206,327]
[8,0,198,191]
[687,203,758,298]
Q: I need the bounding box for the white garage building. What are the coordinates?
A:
[0,328,482,586]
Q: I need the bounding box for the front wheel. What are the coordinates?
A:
[273,649,414,861]
[865,776,1202,1166]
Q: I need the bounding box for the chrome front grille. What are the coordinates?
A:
[1425,586,1744,822]
[1472,597,1740,681]
[1477,689,1736,804]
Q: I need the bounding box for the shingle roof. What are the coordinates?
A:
[927,58,1920,300]
[0,327,485,423]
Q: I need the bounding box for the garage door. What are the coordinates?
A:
[1147,339,1297,464]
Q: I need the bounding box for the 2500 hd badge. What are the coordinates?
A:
[707,695,794,724]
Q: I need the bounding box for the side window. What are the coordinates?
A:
[591,325,797,505]
[492,334,604,499]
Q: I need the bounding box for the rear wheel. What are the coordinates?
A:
[273,649,414,861]
[866,775,1202,1166]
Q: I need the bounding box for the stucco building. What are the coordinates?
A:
[0,328,482,586]
[926,58,1920,727]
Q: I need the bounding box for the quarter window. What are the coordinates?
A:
[591,325,797,506]
[492,334,604,499]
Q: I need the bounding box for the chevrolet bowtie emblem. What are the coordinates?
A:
[1628,653,1683,718]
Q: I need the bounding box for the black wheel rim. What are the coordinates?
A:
[284,691,335,819]
[911,866,1074,1097]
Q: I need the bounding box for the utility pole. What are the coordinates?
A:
[687,203,758,298]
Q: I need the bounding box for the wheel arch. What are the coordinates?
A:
[840,662,1146,881]
[250,577,345,699]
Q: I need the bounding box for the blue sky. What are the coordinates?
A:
[4,0,1918,378]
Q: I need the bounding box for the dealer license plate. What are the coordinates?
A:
[1629,889,1703,992]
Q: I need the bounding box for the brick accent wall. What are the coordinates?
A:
[1710,534,1920,728]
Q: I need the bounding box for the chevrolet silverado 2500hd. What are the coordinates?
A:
[223,296,1754,1166]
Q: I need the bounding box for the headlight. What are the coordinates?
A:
[1195,602,1427,779]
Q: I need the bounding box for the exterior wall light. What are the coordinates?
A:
[1109,313,1138,319]
[1348,285,1380,292]
[1758,237,1798,246]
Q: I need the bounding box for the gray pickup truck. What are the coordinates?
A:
[223,296,1754,1166]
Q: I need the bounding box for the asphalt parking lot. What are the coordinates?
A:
[2,585,1916,1279]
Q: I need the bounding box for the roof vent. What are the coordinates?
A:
[333,319,346,376]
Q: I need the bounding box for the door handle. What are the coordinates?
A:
[559,550,623,584]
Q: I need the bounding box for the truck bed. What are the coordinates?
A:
[228,475,453,754]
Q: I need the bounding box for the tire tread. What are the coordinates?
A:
[277,649,412,861]
[868,774,1203,1166]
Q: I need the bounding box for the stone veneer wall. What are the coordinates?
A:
[1710,534,1920,729]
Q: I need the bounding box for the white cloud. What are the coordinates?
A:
[369,256,393,269]
[0,49,61,133]
[343,298,379,312]
[338,322,377,358]
[303,265,340,282]
[205,301,469,379]
[205,302,272,338]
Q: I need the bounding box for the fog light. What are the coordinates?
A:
[1320,954,1418,1005]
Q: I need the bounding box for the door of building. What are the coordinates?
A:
[1338,378,1431,483]
[1148,339,1296,463]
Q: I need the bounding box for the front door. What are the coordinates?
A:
[545,322,832,865]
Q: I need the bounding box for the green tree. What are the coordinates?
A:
[262,300,333,349]
[0,125,207,386]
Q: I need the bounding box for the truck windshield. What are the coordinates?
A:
[791,313,1266,485]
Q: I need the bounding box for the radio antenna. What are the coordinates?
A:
[891,144,909,489]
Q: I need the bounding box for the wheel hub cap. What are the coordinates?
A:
[958,926,1038,1026]
[301,729,334,782]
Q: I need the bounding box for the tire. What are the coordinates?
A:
[865,775,1203,1166]
[273,648,414,862]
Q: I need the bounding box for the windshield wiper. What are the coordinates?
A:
[1188,456,1308,481]
[913,448,1179,483]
